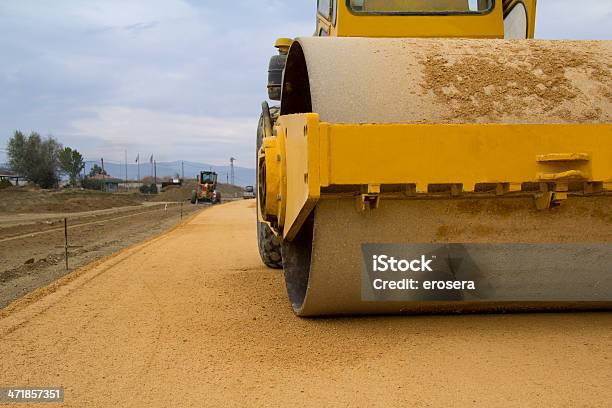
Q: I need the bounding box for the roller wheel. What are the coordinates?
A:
[191,190,197,204]
[257,105,283,269]
[257,220,283,269]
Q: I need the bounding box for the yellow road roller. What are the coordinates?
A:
[256,0,612,316]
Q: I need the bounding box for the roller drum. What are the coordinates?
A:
[279,37,612,316]
[284,197,612,316]
[282,37,612,124]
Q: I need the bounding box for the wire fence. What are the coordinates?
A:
[0,202,190,272]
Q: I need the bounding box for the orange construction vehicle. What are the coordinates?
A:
[191,171,221,204]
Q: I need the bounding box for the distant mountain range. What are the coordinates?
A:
[85,160,255,187]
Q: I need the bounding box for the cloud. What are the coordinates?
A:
[64,106,255,165]
[0,0,314,168]
[536,0,612,39]
[0,0,609,171]
[123,21,160,35]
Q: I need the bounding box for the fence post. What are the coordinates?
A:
[64,218,69,270]
[180,202,183,220]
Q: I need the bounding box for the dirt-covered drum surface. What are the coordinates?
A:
[282,37,612,125]
[279,37,612,316]
[284,197,612,316]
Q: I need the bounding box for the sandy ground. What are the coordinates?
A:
[0,202,202,309]
[0,200,611,407]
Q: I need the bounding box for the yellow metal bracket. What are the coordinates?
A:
[258,136,283,226]
[537,153,590,162]
[277,114,321,240]
[535,152,592,208]
[537,170,588,181]
[534,183,571,210]
[360,184,381,211]
[268,114,612,238]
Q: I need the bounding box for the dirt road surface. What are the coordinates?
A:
[0,203,202,309]
[1,200,611,407]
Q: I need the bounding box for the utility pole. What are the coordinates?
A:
[230,157,236,185]
[124,150,128,191]
[154,160,157,184]
[226,173,229,184]
[181,161,184,180]
[101,158,106,193]
[136,154,140,184]
[64,218,69,270]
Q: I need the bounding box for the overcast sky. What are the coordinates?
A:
[0,1,610,168]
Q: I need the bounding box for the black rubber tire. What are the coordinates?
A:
[257,105,283,269]
[257,220,283,268]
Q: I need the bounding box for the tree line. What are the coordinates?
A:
[6,131,86,189]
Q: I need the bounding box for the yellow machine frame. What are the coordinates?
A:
[316,0,537,39]
[258,0,612,241]
[260,114,612,240]
[256,1,612,316]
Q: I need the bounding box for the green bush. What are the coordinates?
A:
[0,179,12,189]
[139,183,158,194]
[7,131,61,188]
[82,178,104,191]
